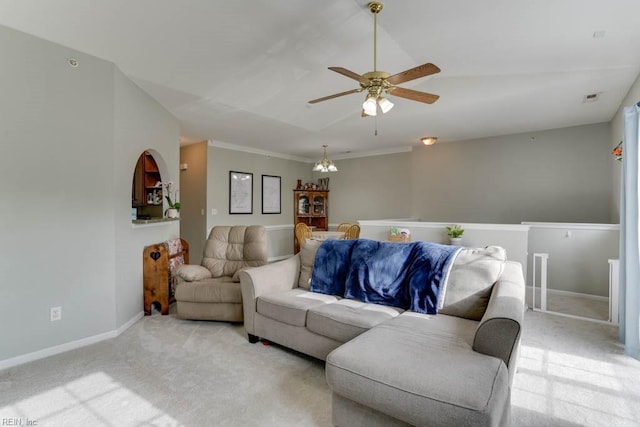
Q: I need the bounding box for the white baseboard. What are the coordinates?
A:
[0,311,144,372]
[117,311,144,335]
[526,285,608,301]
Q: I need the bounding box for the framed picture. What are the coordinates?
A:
[262,175,281,214]
[229,171,253,214]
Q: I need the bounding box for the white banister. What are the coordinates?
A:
[608,259,619,325]
[532,253,549,311]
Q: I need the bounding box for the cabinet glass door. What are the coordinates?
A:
[313,195,325,215]
[298,195,310,214]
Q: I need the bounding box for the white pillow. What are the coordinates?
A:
[174,265,212,282]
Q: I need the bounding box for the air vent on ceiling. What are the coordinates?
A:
[582,93,601,103]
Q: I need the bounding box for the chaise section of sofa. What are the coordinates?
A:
[326,261,524,427]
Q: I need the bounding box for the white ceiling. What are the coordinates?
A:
[1,0,640,159]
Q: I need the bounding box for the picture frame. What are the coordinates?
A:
[229,171,253,214]
[262,175,281,214]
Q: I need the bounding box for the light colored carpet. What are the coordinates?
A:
[526,289,610,322]
[1,305,640,426]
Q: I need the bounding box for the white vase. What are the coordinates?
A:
[167,208,179,218]
[449,237,463,246]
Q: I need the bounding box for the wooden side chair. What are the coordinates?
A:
[336,222,352,232]
[295,222,313,249]
[343,224,361,240]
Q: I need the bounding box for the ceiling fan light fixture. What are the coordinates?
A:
[378,97,394,113]
[313,145,338,173]
[362,96,378,116]
[421,136,438,146]
[307,1,441,116]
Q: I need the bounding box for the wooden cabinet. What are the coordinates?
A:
[294,190,328,252]
[132,152,163,218]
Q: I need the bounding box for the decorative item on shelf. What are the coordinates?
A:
[446,224,464,245]
[162,181,181,218]
[612,141,623,162]
[296,179,302,190]
[317,177,330,190]
[389,226,411,242]
[312,145,338,172]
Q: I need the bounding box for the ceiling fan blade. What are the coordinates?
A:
[386,63,441,85]
[308,88,362,104]
[388,87,440,104]
[328,67,368,85]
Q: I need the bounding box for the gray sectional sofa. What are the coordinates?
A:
[239,240,525,427]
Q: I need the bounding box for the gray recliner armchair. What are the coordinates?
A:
[174,225,268,321]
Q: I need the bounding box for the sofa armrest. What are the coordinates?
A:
[239,254,301,335]
[473,261,525,382]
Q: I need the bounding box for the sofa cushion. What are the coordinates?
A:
[174,265,212,282]
[175,277,240,303]
[257,289,340,327]
[298,239,322,289]
[326,312,509,426]
[307,299,404,343]
[440,246,506,321]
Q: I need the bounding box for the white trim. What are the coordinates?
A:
[530,307,614,325]
[117,311,144,335]
[522,222,620,231]
[208,139,413,163]
[331,146,412,160]
[0,312,144,372]
[526,285,608,302]
[358,220,530,232]
[264,224,294,231]
[208,139,310,163]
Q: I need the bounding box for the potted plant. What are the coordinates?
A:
[446,224,464,245]
[163,181,181,218]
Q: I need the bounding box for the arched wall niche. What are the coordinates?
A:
[131,149,174,220]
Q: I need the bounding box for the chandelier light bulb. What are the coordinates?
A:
[313,145,338,173]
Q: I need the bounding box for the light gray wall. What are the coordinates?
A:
[411,123,614,224]
[113,68,180,328]
[315,151,413,224]
[610,71,640,222]
[207,144,310,257]
[180,142,208,264]
[0,25,179,363]
[525,223,619,296]
[0,25,116,360]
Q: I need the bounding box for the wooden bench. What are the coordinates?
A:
[143,238,189,315]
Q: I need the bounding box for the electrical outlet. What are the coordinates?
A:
[212,208,218,216]
[50,306,62,321]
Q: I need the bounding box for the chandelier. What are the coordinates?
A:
[312,145,338,172]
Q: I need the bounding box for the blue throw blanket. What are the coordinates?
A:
[310,239,460,314]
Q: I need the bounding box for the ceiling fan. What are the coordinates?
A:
[308,1,441,117]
